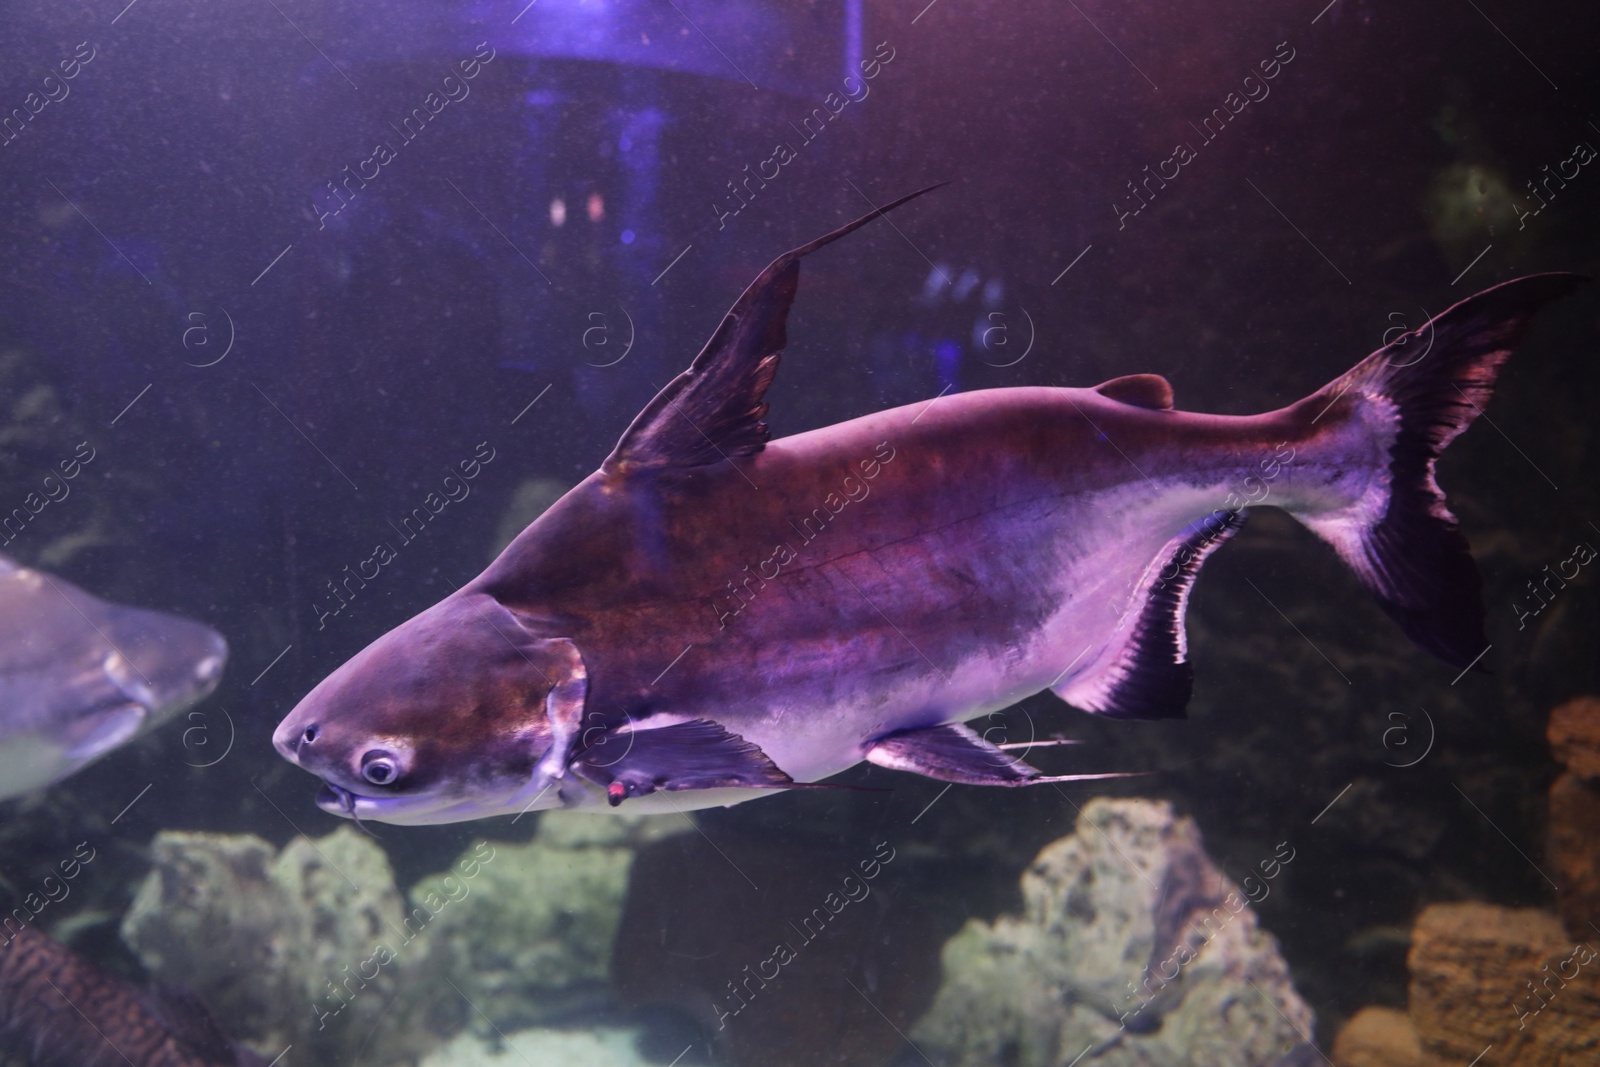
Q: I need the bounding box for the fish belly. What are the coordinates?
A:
[666,482,1203,788]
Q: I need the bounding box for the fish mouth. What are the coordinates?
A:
[316,781,362,817]
[312,779,560,826]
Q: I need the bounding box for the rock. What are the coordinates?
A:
[417,823,635,1031]
[118,816,660,1060]
[1331,1007,1422,1067]
[1408,902,1600,1064]
[118,832,297,1046]
[274,827,417,1008]
[419,1026,653,1067]
[1548,696,1600,781]
[120,828,453,1066]
[912,797,1314,1067]
[1548,773,1600,943]
[1546,696,1600,941]
[534,809,692,849]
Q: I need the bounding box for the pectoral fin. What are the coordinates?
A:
[865,723,1135,787]
[572,718,798,806]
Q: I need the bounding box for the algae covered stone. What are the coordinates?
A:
[913,796,1313,1067]
[416,819,637,1030]
[420,1026,654,1067]
[119,831,295,1046]
[120,827,442,1065]
[533,808,693,849]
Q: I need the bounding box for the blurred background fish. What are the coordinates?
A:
[0,554,226,800]
[0,923,262,1067]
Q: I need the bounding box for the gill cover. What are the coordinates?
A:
[530,636,586,784]
[492,632,589,816]
[514,638,801,809]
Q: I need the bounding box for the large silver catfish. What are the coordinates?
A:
[272,189,1584,825]
[0,554,227,799]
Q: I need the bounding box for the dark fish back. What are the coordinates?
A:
[0,925,252,1067]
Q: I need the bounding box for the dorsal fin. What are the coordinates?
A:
[601,185,944,476]
[1095,373,1174,410]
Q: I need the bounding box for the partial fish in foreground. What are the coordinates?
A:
[271,188,1585,825]
[0,923,262,1067]
[0,554,226,800]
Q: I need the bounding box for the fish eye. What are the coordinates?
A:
[360,750,400,786]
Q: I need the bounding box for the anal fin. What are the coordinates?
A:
[572,718,797,806]
[1058,508,1246,720]
[865,723,1133,788]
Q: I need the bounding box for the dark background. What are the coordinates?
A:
[1,0,1597,1056]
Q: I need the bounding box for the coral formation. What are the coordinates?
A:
[912,797,1314,1067]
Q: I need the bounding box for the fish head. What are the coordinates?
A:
[0,557,228,799]
[272,592,586,825]
[46,605,227,791]
[99,603,230,722]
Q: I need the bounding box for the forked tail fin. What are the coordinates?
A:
[1291,273,1587,668]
